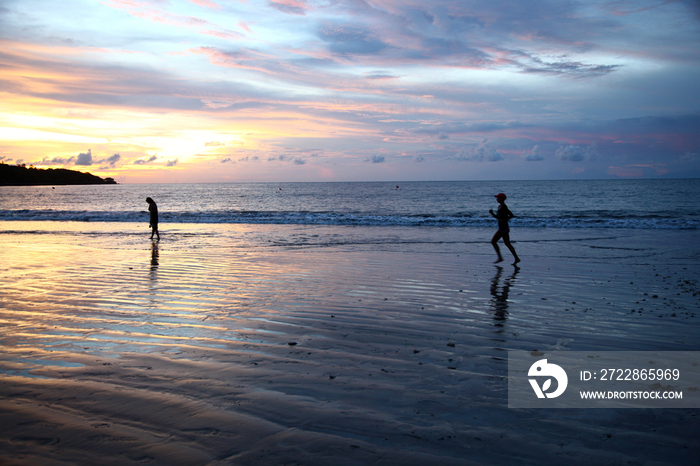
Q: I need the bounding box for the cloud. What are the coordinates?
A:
[608,115,700,136]
[101,0,243,40]
[189,0,220,9]
[38,156,75,165]
[45,152,120,168]
[220,157,233,163]
[524,145,543,161]
[366,73,400,80]
[555,145,585,162]
[134,155,158,165]
[556,143,599,162]
[101,153,121,167]
[166,159,178,167]
[454,139,504,162]
[517,55,621,78]
[268,0,309,16]
[75,149,93,166]
[319,24,388,55]
[680,151,700,162]
[409,121,532,139]
[367,155,385,163]
[267,154,309,165]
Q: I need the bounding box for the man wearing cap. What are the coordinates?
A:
[489,193,520,265]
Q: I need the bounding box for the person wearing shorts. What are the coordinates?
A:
[489,193,520,265]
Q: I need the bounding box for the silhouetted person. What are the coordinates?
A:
[146,197,160,240]
[489,193,520,265]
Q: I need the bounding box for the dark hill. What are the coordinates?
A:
[0,164,117,186]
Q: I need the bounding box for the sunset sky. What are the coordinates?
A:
[1,0,699,183]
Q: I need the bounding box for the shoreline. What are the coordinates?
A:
[2,220,699,262]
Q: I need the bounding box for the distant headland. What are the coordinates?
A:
[0,163,117,186]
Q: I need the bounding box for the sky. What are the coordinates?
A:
[1,0,699,183]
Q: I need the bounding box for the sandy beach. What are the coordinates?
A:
[1,223,699,465]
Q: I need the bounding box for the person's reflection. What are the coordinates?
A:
[490,266,519,326]
[148,241,160,306]
[150,240,159,274]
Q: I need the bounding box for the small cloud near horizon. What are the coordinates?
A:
[134,155,158,165]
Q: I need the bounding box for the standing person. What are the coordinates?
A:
[146,197,160,240]
[489,193,520,265]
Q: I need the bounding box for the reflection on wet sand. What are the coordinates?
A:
[2,230,700,465]
[147,240,159,309]
[490,266,519,326]
[150,240,159,271]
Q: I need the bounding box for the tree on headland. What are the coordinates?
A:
[0,163,118,186]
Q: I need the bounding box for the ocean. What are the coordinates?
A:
[1,178,699,263]
[2,179,698,228]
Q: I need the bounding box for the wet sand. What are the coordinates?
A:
[1,226,700,465]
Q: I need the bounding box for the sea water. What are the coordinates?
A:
[2,179,698,228]
[1,179,699,264]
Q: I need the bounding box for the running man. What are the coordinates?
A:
[489,193,520,265]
